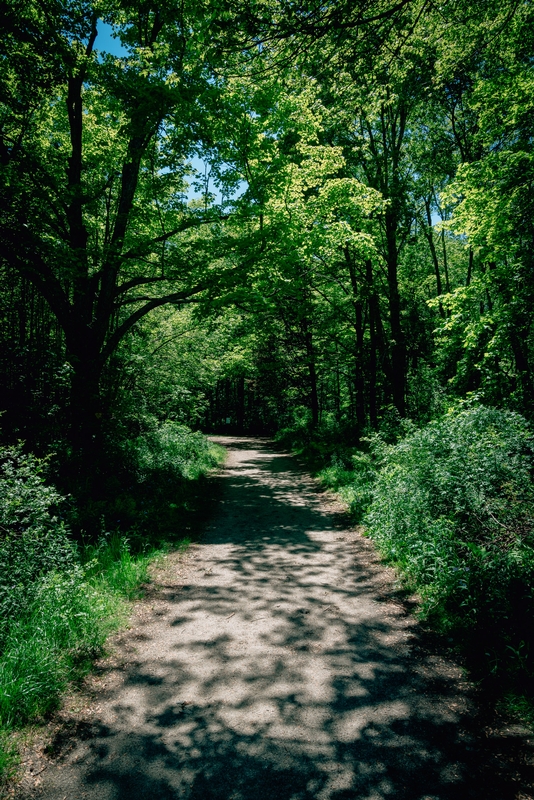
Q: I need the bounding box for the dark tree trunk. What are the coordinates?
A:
[237,375,245,431]
[366,260,379,430]
[510,329,533,416]
[302,318,319,427]
[441,229,451,293]
[466,247,473,286]
[385,209,406,417]
[423,199,445,317]
[345,247,366,431]
[65,320,106,492]
[354,301,366,431]
[69,360,103,464]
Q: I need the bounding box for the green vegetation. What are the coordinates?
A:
[367,407,534,668]
[1,0,534,777]
[313,406,534,698]
[0,436,223,784]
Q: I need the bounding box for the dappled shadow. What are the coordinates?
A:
[37,437,532,799]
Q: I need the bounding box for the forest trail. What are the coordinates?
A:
[22,437,526,800]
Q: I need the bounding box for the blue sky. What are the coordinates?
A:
[95,20,129,58]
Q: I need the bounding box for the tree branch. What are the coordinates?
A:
[120,215,230,260]
[114,275,169,296]
[101,285,204,362]
[1,233,73,333]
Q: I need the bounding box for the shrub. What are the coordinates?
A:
[318,450,378,522]
[0,530,160,787]
[126,421,224,484]
[0,534,152,730]
[364,404,534,674]
[0,440,196,786]
[0,445,76,644]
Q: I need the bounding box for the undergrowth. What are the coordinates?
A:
[69,422,226,541]
[364,405,534,677]
[0,428,224,789]
[307,405,534,716]
[0,532,159,788]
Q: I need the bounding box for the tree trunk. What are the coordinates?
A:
[466,248,473,286]
[385,209,406,417]
[441,229,451,293]
[510,328,533,416]
[423,199,444,317]
[237,375,245,431]
[302,318,319,428]
[354,300,366,432]
[366,260,379,430]
[69,362,103,462]
[345,247,366,431]
[66,326,105,499]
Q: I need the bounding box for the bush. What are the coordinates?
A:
[0,529,163,790]
[275,416,360,471]
[318,450,378,522]
[126,421,224,484]
[0,434,205,786]
[0,445,168,782]
[0,445,76,644]
[66,422,225,539]
[364,404,534,675]
[133,420,223,480]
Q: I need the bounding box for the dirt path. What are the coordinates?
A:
[20,437,532,799]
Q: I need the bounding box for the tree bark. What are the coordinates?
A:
[302,317,319,427]
[366,260,379,430]
[422,199,444,317]
[345,247,366,431]
[385,208,406,416]
[237,375,245,431]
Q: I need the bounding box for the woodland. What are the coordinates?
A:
[1,0,534,780]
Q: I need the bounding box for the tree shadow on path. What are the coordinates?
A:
[36,437,534,800]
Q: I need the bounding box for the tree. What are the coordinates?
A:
[434,0,534,415]
[0,0,232,476]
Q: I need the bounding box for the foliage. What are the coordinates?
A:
[318,449,377,522]
[0,533,157,746]
[0,430,219,784]
[1,0,534,765]
[0,445,76,643]
[364,405,534,676]
[126,420,224,483]
[108,306,251,432]
[0,451,195,785]
[0,568,111,727]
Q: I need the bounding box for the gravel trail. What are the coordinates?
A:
[24,437,527,799]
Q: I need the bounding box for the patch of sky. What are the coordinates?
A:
[96,20,129,58]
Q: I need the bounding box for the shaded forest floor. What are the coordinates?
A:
[11,437,534,800]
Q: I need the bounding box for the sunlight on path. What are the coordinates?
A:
[33,438,489,800]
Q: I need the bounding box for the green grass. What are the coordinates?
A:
[0,534,187,789]
[498,692,534,729]
[317,450,378,522]
[0,427,225,791]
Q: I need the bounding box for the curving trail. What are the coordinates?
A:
[25,437,524,799]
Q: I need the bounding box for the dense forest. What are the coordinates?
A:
[1,0,534,781]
